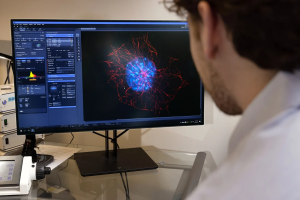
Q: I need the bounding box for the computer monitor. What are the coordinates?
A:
[11,20,204,135]
[11,20,204,175]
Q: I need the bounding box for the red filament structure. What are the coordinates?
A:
[104,34,188,114]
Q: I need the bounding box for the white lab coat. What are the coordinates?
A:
[187,71,300,200]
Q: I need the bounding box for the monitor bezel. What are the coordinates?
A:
[11,19,205,135]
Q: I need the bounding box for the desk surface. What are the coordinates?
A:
[0,142,200,200]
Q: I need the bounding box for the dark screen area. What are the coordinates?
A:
[82,31,201,121]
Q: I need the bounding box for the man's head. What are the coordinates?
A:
[166,0,300,115]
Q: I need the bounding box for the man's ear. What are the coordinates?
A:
[197,1,219,60]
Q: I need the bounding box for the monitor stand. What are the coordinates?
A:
[74,130,158,177]
[22,135,54,165]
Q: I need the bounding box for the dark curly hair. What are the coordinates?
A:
[165,0,300,72]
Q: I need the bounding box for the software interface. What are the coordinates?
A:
[12,21,203,133]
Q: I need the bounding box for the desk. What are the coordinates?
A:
[0,142,205,200]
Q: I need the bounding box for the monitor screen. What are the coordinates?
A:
[0,161,15,182]
[11,20,204,135]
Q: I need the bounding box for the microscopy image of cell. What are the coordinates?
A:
[126,57,156,92]
[104,34,188,114]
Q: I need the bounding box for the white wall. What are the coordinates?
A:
[0,0,240,169]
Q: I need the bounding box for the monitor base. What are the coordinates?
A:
[74,147,158,176]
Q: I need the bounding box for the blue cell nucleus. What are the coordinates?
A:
[126,57,156,92]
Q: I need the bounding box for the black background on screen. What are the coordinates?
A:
[82,31,201,121]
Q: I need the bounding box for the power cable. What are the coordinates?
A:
[65,132,74,147]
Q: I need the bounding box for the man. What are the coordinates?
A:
[166,0,300,199]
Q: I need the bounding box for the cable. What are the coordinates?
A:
[111,129,129,149]
[3,60,13,85]
[92,131,113,140]
[125,172,130,199]
[65,132,74,147]
[111,129,129,143]
[7,61,11,84]
[93,126,133,199]
[10,61,14,76]
[56,159,69,189]
[120,173,130,200]
[112,139,120,149]
[4,60,10,84]
[0,53,12,60]
[45,133,54,138]
[7,60,10,84]
[37,180,48,193]
[92,130,131,199]
[93,131,120,149]
[56,132,73,188]
[120,173,127,196]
